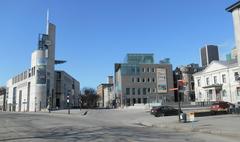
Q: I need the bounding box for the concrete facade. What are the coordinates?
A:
[0,87,6,111]
[193,60,240,104]
[115,54,174,107]
[55,71,80,109]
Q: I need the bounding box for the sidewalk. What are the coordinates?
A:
[137,114,240,139]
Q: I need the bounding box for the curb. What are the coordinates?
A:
[138,121,240,138]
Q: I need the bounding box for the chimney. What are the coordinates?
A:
[108,76,113,84]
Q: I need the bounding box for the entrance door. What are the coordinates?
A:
[216,89,221,101]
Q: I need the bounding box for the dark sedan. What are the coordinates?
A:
[152,106,181,117]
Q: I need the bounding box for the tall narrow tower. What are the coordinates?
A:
[226,1,240,66]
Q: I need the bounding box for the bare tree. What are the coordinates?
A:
[80,87,99,108]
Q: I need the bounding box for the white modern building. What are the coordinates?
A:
[193,60,240,104]
[6,13,80,112]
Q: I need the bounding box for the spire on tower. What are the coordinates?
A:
[46,9,49,34]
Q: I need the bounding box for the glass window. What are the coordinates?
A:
[142,68,145,73]
[126,88,130,95]
[147,78,150,82]
[137,78,140,83]
[152,88,155,93]
[213,76,217,84]
[138,98,141,103]
[147,68,150,72]
[237,87,240,96]
[132,77,134,83]
[152,78,155,82]
[151,68,155,72]
[148,88,151,93]
[206,77,209,85]
[222,90,227,97]
[222,74,226,83]
[197,79,201,87]
[132,88,135,95]
[143,88,147,95]
[137,88,141,95]
[142,78,145,83]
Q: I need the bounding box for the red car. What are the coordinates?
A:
[210,101,232,114]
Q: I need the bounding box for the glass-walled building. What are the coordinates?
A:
[115,54,174,107]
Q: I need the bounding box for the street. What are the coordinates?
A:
[0,110,239,142]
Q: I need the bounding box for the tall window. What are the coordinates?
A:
[142,78,145,83]
[137,88,141,95]
[142,68,145,73]
[126,88,130,95]
[151,68,155,72]
[137,78,140,83]
[222,90,227,97]
[213,76,217,84]
[222,74,226,83]
[152,78,155,83]
[197,79,201,87]
[147,68,150,72]
[132,88,135,95]
[132,77,135,83]
[143,88,147,95]
[237,87,240,97]
[206,77,209,85]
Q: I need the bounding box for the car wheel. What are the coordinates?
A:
[154,114,160,117]
[160,113,165,117]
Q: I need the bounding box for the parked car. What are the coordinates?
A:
[210,101,232,114]
[152,106,182,117]
[150,106,161,115]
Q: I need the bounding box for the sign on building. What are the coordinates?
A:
[157,68,167,93]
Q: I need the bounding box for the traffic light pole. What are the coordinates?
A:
[177,80,182,123]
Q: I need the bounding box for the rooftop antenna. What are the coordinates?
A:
[46,9,49,34]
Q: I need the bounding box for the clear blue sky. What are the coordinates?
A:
[0,0,237,88]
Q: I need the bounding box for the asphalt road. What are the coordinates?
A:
[0,112,238,142]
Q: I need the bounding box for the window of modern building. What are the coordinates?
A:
[138,98,141,103]
[151,68,155,72]
[132,88,135,95]
[222,90,227,97]
[143,88,147,95]
[206,77,209,85]
[131,67,135,73]
[213,76,217,84]
[197,79,201,87]
[136,67,140,73]
[222,74,226,83]
[137,77,140,83]
[137,88,141,95]
[126,88,130,95]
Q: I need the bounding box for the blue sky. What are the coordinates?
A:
[0,0,237,88]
